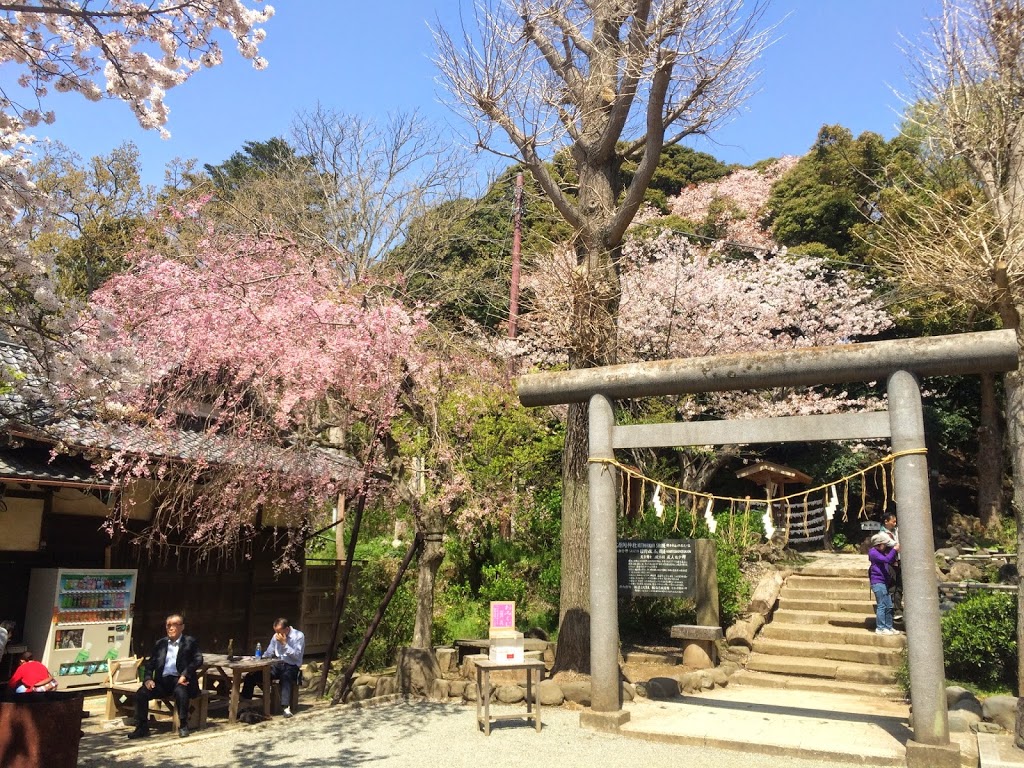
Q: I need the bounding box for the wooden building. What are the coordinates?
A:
[0,339,355,662]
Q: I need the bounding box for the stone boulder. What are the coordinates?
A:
[373,676,397,698]
[353,684,374,701]
[709,667,729,687]
[300,662,320,688]
[973,721,1005,734]
[447,679,467,698]
[397,647,442,698]
[949,694,983,719]
[945,686,975,707]
[982,695,1019,732]
[434,647,457,675]
[429,679,450,701]
[537,680,565,706]
[947,561,984,582]
[496,685,525,704]
[560,681,592,706]
[948,709,981,733]
[460,654,488,680]
[677,672,703,694]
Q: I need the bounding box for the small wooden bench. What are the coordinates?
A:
[670,624,724,669]
[104,657,208,731]
[269,676,299,713]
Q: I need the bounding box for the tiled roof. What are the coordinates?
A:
[0,443,111,487]
[0,340,360,485]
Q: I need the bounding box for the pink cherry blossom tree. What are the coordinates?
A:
[75,208,423,569]
[0,1,274,340]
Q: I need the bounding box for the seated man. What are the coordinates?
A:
[7,651,57,693]
[242,617,305,718]
[128,613,203,739]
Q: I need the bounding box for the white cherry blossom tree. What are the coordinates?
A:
[0,1,274,339]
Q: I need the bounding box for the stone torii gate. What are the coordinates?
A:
[517,329,1019,768]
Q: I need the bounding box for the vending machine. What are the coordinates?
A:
[23,568,138,689]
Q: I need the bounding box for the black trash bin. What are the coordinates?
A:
[0,689,84,768]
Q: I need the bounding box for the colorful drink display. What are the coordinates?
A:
[25,568,138,688]
[55,573,134,624]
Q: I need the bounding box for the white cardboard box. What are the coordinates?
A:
[488,631,525,663]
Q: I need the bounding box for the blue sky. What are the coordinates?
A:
[28,1,941,189]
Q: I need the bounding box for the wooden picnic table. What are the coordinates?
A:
[200,653,272,724]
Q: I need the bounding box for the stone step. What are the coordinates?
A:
[761,621,900,648]
[752,637,904,667]
[746,653,898,684]
[785,574,868,591]
[730,669,906,700]
[773,609,874,630]
[777,596,877,613]
[622,651,678,665]
[780,585,871,601]
[795,557,870,580]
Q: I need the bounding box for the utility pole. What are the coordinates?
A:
[508,172,524,339]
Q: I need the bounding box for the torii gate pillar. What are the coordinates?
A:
[584,394,626,723]
[888,372,958,766]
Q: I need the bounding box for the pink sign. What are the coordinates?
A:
[489,601,515,631]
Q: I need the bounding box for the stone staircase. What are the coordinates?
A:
[732,553,906,699]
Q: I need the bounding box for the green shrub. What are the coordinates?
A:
[941,592,1017,689]
[715,548,748,626]
[433,582,489,644]
[479,561,529,606]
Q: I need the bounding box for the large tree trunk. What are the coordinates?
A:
[553,400,593,674]
[412,516,445,650]
[552,193,622,671]
[978,371,1005,533]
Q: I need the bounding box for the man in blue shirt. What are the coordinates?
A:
[242,617,304,717]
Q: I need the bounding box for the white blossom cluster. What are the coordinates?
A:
[512,158,894,419]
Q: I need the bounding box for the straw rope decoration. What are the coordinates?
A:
[880,462,889,514]
[589,449,927,541]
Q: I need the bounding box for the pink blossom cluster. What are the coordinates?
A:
[88,234,420,435]
[76,219,423,565]
[669,156,799,249]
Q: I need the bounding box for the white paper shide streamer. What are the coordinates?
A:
[651,484,664,518]
[704,497,717,534]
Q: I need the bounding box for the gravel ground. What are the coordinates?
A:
[83,698,878,768]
